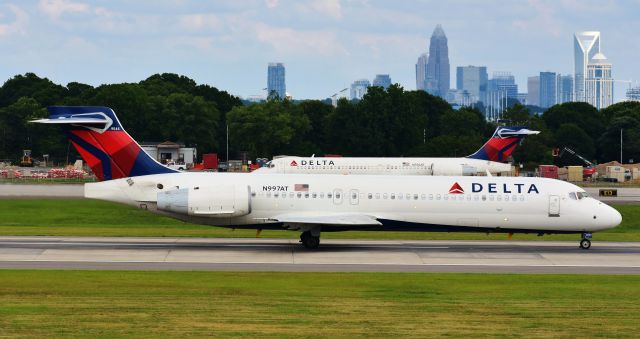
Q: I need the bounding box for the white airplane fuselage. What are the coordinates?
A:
[253,157,512,176]
[85,172,621,234]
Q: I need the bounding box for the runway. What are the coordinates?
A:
[1,236,639,274]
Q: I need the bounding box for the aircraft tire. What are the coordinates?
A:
[580,239,591,250]
[300,231,320,249]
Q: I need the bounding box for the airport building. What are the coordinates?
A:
[140,141,196,167]
[267,62,286,99]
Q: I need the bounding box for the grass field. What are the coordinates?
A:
[0,198,638,241]
[0,271,638,337]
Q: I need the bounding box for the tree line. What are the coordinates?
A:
[0,72,638,169]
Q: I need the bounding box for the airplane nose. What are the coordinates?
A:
[600,203,622,229]
[610,206,622,227]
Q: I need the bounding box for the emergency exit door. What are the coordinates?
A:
[548,195,560,217]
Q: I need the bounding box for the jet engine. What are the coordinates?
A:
[157,185,251,217]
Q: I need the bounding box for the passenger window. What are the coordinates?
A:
[312,193,317,198]
[421,194,426,200]
[368,193,373,199]
[458,195,463,201]
[429,194,434,200]
[391,193,396,200]
[376,193,380,199]
[512,195,517,201]
[304,193,309,198]
[289,192,294,198]
[274,192,279,198]
[266,192,272,198]
[436,194,441,200]
[320,192,324,198]
[444,195,449,200]
[482,195,487,201]
[497,195,501,201]
[504,195,509,201]
[335,193,341,199]
[520,195,524,201]
[297,192,302,198]
[406,194,411,200]
[474,195,479,201]
[489,195,494,201]
[383,193,388,199]
[414,194,418,200]
[251,192,256,197]
[466,195,471,201]
[328,193,333,199]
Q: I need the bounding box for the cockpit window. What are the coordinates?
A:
[569,192,577,200]
[577,191,589,199]
[266,161,275,168]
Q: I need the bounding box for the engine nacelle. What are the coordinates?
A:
[157,185,251,217]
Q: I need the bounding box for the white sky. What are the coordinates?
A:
[0,0,638,101]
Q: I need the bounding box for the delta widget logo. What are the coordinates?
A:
[290,160,298,166]
[449,182,464,194]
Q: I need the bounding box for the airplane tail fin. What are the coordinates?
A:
[466,126,540,162]
[32,106,177,181]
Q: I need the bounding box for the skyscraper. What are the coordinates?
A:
[558,75,574,104]
[627,86,640,102]
[574,31,601,102]
[487,72,518,99]
[527,76,540,107]
[425,24,450,98]
[415,53,428,91]
[539,72,558,108]
[350,79,371,100]
[373,74,392,89]
[585,53,613,109]
[267,62,286,99]
[456,66,488,103]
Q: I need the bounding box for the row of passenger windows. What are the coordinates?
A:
[252,191,526,202]
[293,165,427,170]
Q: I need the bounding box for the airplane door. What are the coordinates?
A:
[333,189,343,205]
[349,189,359,205]
[548,195,560,217]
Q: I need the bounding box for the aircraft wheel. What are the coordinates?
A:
[300,231,320,249]
[580,239,591,250]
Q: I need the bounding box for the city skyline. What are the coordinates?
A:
[0,1,638,102]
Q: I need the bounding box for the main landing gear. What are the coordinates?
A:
[579,232,592,250]
[300,231,320,249]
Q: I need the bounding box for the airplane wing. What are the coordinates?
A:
[268,213,382,226]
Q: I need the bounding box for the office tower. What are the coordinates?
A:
[267,62,286,99]
[574,31,601,102]
[487,72,518,98]
[456,65,488,103]
[627,86,640,102]
[373,74,392,89]
[516,93,528,105]
[527,76,540,107]
[585,53,613,109]
[350,79,371,100]
[415,53,428,90]
[425,24,450,97]
[539,72,558,108]
[558,75,574,104]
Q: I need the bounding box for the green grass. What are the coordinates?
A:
[0,271,639,337]
[0,198,639,241]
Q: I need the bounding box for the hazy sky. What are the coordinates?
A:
[1,0,638,101]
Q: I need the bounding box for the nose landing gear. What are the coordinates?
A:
[579,232,592,250]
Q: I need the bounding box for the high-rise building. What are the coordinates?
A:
[585,53,613,109]
[415,53,428,91]
[425,24,450,98]
[350,79,371,100]
[487,72,518,99]
[539,72,557,108]
[516,93,528,105]
[627,86,640,102]
[373,74,392,89]
[527,76,540,107]
[574,31,601,102]
[558,75,574,104]
[456,66,488,103]
[267,62,286,99]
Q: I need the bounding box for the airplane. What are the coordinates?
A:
[33,106,621,250]
[253,126,540,176]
